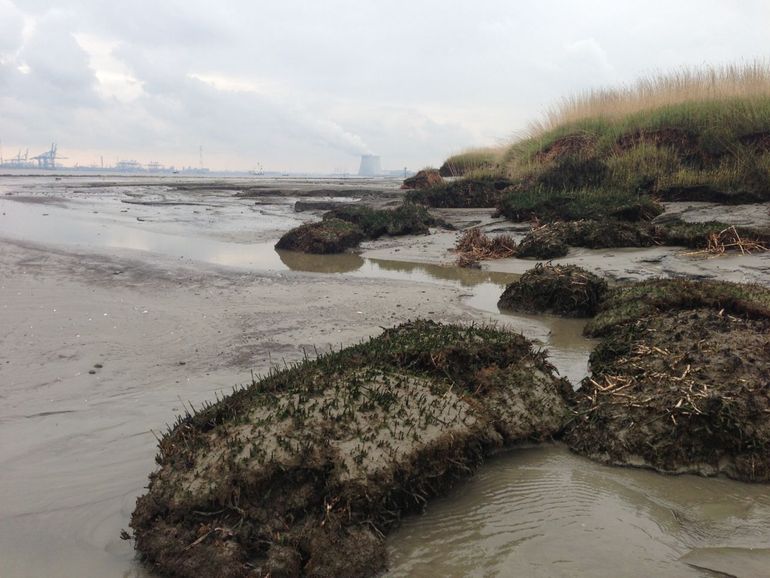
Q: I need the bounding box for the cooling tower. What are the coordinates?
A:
[358,155,381,176]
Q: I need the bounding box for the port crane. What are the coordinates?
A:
[31,143,66,169]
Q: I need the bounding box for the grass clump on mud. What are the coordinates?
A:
[406,175,512,208]
[130,320,571,578]
[584,278,770,337]
[323,203,441,238]
[514,219,770,259]
[498,263,607,317]
[498,188,663,223]
[274,218,364,254]
[516,220,661,259]
[565,279,770,482]
[276,203,442,254]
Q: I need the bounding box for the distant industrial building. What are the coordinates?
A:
[358,154,381,176]
[0,143,63,169]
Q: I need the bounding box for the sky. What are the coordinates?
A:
[1,0,770,172]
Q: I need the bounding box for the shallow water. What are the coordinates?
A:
[0,183,593,385]
[386,445,770,577]
[2,176,768,578]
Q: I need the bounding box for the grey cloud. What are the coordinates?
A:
[19,12,100,106]
[2,0,770,170]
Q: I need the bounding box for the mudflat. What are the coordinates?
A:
[2,175,770,578]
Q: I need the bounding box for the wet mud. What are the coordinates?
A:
[1,175,769,578]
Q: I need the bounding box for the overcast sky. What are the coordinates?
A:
[1,1,769,172]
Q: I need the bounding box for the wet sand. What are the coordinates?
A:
[1,175,768,577]
[0,242,489,577]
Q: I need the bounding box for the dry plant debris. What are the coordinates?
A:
[454,228,516,267]
[700,225,768,255]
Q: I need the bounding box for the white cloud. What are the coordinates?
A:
[0,0,24,55]
[74,33,143,102]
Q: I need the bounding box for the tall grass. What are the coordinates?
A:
[428,63,770,214]
[504,63,770,200]
[439,146,505,176]
[530,61,770,135]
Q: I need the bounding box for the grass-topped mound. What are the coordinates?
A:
[323,203,441,238]
[515,219,770,259]
[499,189,663,223]
[516,220,659,259]
[502,64,770,206]
[438,64,770,219]
[566,279,770,482]
[401,168,444,190]
[276,204,442,254]
[130,321,571,577]
[275,218,364,254]
[438,148,503,177]
[405,175,512,208]
[584,278,770,337]
[498,263,608,317]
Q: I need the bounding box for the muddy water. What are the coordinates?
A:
[2,177,769,578]
[386,445,770,577]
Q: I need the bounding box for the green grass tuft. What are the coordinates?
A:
[324,204,440,238]
[585,278,770,336]
[499,188,663,223]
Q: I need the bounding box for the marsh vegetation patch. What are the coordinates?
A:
[498,263,607,318]
[274,218,364,254]
[406,176,512,208]
[567,279,770,482]
[276,204,442,254]
[130,321,571,577]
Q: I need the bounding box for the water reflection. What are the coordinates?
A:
[1,191,593,384]
[367,257,518,287]
[0,196,287,270]
[277,249,364,273]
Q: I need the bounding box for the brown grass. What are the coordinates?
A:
[530,61,770,135]
[454,228,516,266]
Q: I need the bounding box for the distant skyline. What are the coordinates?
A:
[1,1,770,171]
